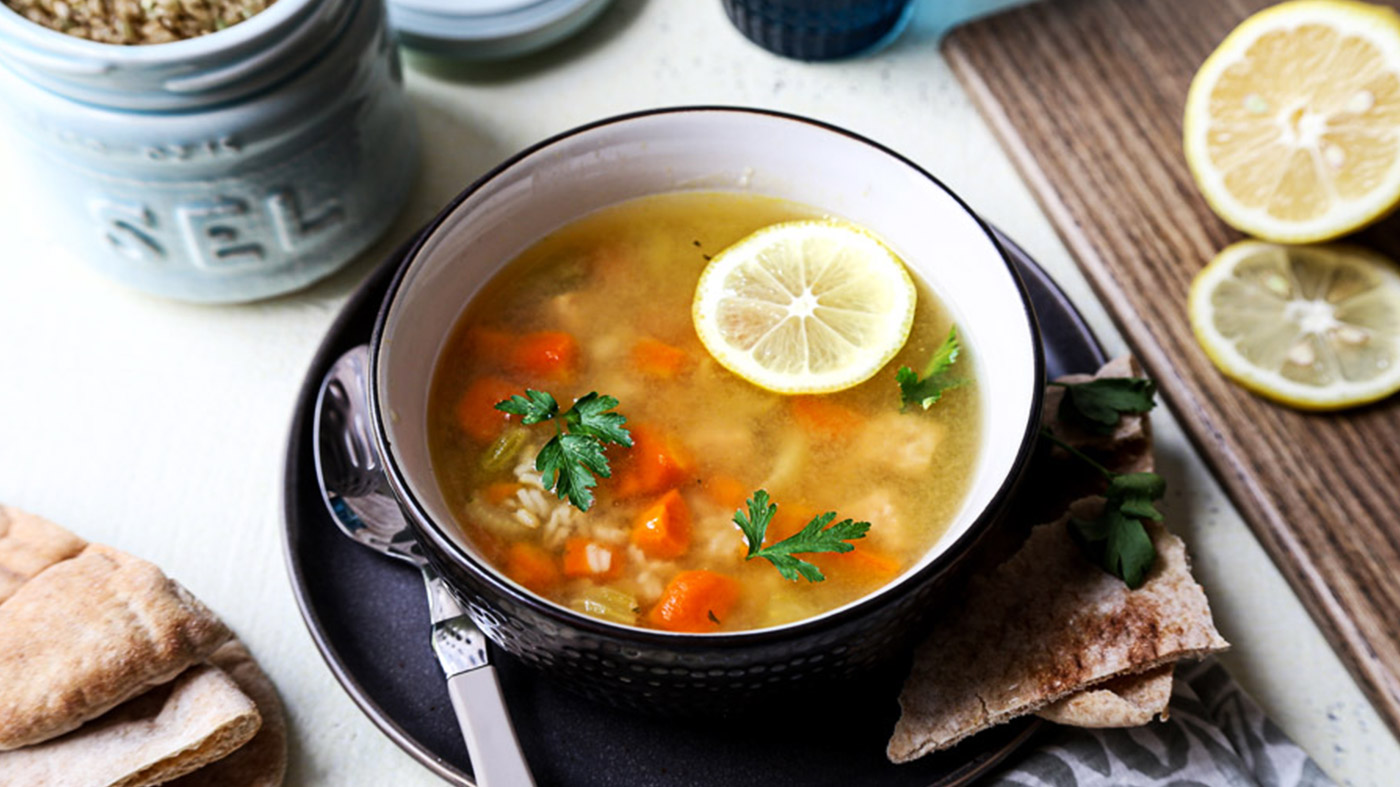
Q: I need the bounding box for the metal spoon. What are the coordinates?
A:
[313,344,536,787]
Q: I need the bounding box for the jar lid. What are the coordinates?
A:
[388,0,613,60]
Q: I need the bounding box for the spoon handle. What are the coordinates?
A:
[447,666,537,787]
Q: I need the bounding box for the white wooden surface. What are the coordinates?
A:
[1,1,1397,784]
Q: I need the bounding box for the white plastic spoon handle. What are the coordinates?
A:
[446,666,537,787]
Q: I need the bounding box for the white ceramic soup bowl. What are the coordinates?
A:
[371,107,1043,711]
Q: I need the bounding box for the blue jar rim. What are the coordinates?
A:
[0,0,352,110]
[388,0,610,59]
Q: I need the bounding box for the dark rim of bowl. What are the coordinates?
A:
[368,105,1047,649]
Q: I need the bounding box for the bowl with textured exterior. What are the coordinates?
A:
[369,107,1043,712]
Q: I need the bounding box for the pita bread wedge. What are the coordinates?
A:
[887,499,1227,762]
[1043,355,1154,474]
[0,664,259,787]
[1037,665,1174,727]
[1034,358,1173,727]
[0,505,86,604]
[0,544,231,750]
[169,641,287,787]
[997,357,1157,559]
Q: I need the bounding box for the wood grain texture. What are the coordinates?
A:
[946,0,1400,739]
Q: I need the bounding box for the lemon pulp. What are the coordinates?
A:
[691,220,917,394]
[1183,0,1400,242]
[1189,240,1400,409]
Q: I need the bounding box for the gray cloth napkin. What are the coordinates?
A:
[986,659,1334,787]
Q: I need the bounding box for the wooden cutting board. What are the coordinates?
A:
[945,0,1400,739]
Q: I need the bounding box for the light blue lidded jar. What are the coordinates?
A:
[388,0,613,61]
[0,0,419,302]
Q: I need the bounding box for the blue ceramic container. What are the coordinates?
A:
[721,0,915,61]
[0,0,419,302]
[389,0,613,61]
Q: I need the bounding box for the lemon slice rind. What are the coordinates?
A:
[1183,0,1400,243]
[1189,240,1400,410]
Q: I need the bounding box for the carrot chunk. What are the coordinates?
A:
[562,537,624,580]
[810,547,901,585]
[703,476,750,512]
[510,331,579,380]
[483,482,522,506]
[632,338,688,379]
[455,377,518,443]
[647,570,740,632]
[791,397,863,438]
[613,425,693,498]
[630,489,692,559]
[769,502,819,543]
[504,542,561,593]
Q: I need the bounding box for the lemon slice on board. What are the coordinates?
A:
[1183,0,1400,243]
[1189,240,1400,409]
[692,220,917,394]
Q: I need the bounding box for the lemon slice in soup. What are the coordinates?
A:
[692,219,917,394]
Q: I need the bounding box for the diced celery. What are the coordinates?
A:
[480,426,528,473]
[545,256,590,294]
[525,254,591,298]
[570,586,639,626]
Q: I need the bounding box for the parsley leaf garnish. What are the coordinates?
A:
[562,393,630,444]
[1070,506,1157,589]
[896,326,965,411]
[1041,427,1162,589]
[733,490,871,582]
[496,389,559,424]
[733,489,777,552]
[1108,472,1166,522]
[496,389,632,511]
[535,433,610,511]
[1050,377,1157,434]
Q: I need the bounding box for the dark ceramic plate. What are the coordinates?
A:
[282,228,1105,787]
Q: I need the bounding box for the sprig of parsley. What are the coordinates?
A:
[1041,428,1162,588]
[495,390,632,511]
[1047,373,1163,586]
[1049,377,1157,434]
[896,326,965,412]
[733,490,870,582]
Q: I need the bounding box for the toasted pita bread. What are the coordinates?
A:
[1043,355,1154,474]
[0,505,86,604]
[0,544,231,750]
[996,358,1157,564]
[0,664,259,787]
[1034,358,1172,726]
[1037,665,1174,727]
[169,641,287,787]
[887,499,1228,762]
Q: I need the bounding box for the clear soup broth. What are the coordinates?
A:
[427,192,980,633]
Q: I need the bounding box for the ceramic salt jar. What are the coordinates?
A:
[0,0,419,302]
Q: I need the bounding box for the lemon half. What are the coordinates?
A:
[1183,0,1400,242]
[691,220,916,394]
[1189,240,1400,409]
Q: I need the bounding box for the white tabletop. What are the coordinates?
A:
[1,2,1397,784]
